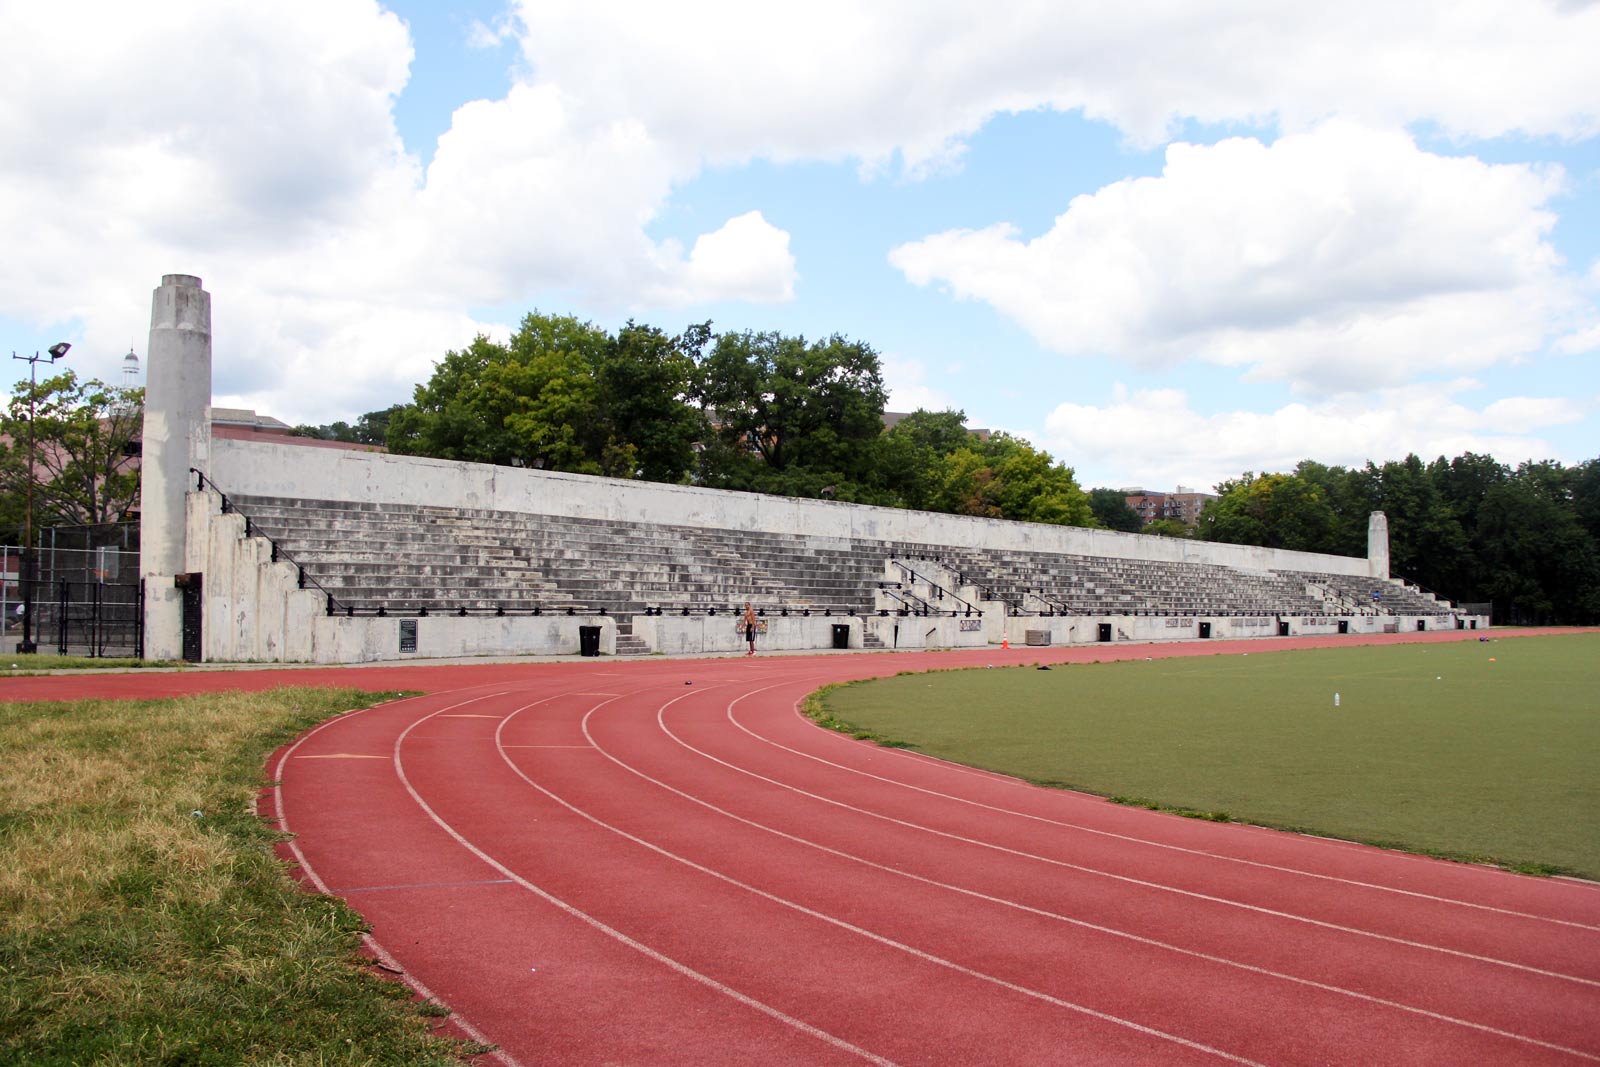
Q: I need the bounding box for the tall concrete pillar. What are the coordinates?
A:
[1367,511,1390,580]
[140,274,212,658]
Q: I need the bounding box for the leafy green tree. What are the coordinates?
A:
[294,405,408,446]
[596,321,708,483]
[1572,458,1600,545]
[928,434,1093,526]
[1087,488,1143,533]
[1144,518,1192,538]
[0,372,142,540]
[1471,463,1600,623]
[1292,459,1369,555]
[877,409,974,510]
[1197,473,1273,545]
[1198,470,1336,550]
[1200,451,1600,623]
[695,330,888,497]
[387,313,612,473]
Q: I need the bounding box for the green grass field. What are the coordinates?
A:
[0,687,481,1066]
[819,634,1600,879]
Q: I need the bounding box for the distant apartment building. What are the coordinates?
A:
[1122,486,1216,527]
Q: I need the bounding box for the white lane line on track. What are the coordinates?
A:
[340,878,517,894]
[729,675,1600,933]
[691,681,1600,989]
[583,686,1600,1062]
[271,691,526,1067]
[395,689,906,1067]
[490,691,1279,1067]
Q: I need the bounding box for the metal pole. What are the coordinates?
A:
[12,342,69,654]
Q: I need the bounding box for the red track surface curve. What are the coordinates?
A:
[13,629,1600,1064]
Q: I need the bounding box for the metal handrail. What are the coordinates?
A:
[888,560,981,614]
[877,585,945,616]
[1021,588,1069,615]
[191,468,346,616]
[645,603,860,618]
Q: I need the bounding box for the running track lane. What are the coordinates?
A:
[7,630,1596,1063]
[252,632,1600,1066]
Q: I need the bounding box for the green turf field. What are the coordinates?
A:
[819,634,1600,879]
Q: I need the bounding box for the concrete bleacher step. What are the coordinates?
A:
[225,491,1428,628]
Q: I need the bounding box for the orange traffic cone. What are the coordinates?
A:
[1001,635,1009,650]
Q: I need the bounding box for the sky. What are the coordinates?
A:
[2,1,1597,493]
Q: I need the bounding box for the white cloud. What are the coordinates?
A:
[0,2,797,423]
[1042,382,1593,491]
[880,356,956,414]
[642,211,797,307]
[508,0,1600,166]
[2,0,1596,431]
[892,122,1583,394]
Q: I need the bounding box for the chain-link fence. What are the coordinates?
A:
[3,531,143,657]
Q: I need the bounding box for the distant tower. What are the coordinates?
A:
[117,348,142,416]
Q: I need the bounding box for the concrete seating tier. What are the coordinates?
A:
[927,548,1330,618]
[229,495,916,622]
[1284,571,1453,616]
[227,494,1404,630]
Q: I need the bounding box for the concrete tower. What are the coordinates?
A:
[1368,511,1390,580]
[140,274,212,658]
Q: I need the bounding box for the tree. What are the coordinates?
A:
[388,314,709,483]
[0,371,142,540]
[1144,518,1192,538]
[292,405,407,446]
[695,330,888,497]
[1197,470,1336,550]
[877,409,974,510]
[595,321,708,483]
[1471,464,1600,624]
[1196,473,1272,545]
[1087,488,1143,533]
[387,313,611,474]
[927,433,1093,527]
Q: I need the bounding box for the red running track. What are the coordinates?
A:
[11,630,1600,1064]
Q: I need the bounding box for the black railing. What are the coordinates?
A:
[1021,588,1069,615]
[641,603,860,619]
[192,468,346,615]
[887,560,981,614]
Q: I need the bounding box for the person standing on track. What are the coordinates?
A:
[744,601,758,656]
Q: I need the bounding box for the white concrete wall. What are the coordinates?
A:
[308,614,614,664]
[210,437,1375,577]
[866,614,988,650]
[633,614,859,655]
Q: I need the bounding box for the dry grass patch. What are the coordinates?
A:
[0,688,485,1066]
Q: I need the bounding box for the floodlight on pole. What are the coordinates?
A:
[11,341,70,653]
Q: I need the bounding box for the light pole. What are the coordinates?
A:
[11,341,69,653]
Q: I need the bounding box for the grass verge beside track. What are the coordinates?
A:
[1,653,187,674]
[814,633,1600,879]
[0,687,483,1066]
